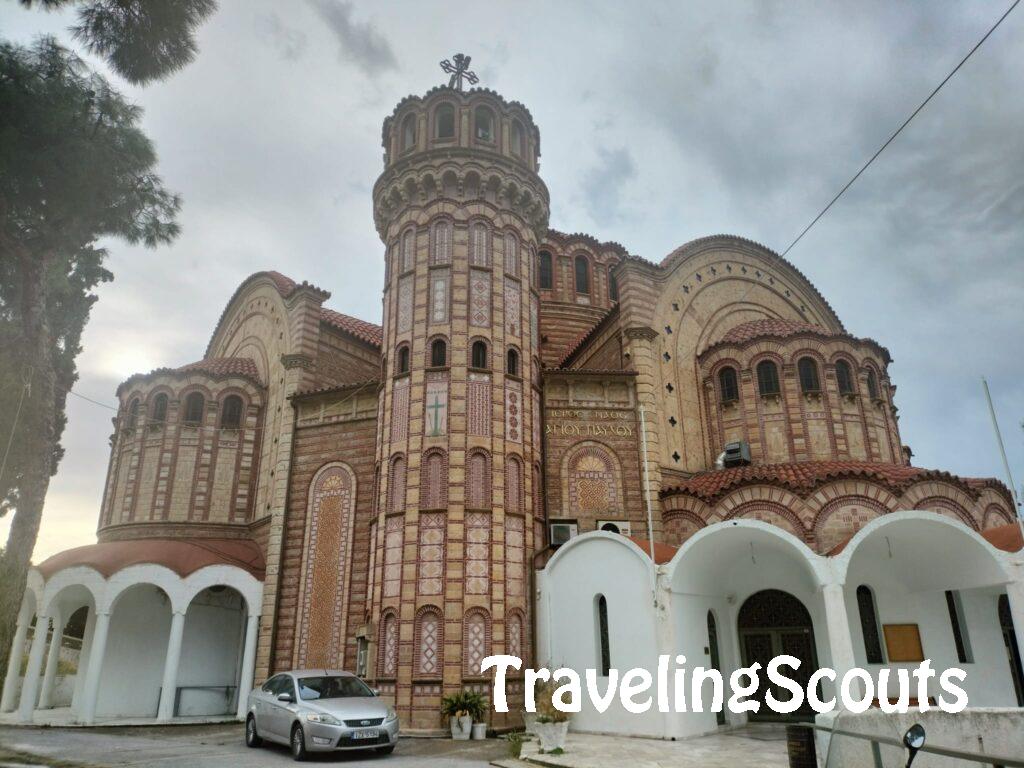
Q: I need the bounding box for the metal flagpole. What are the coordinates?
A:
[981,377,1024,541]
[638,405,657,566]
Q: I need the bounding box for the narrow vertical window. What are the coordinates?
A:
[608,269,619,302]
[504,232,519,274]
[867,370,880,400]
[856,585,885,664]
[945,590,973,663]
[719,367,739,403]
[401,228,415,272]
[471,223,489,266]
[401,113,416,151]
[539,251,553,289]
[756,361,780,396]
[471,340,489,370]
[126,398,140,430]
[836,360,855,394]
[430,338,447,367]
[506,348,520,377]
[798,357,821,393]
[474,106,495,142]
[435,104,455,139]
[574,254,590,294]
[397,345,410,374]
[596,595,610,676]
[511,119,525,157]
[220,394,243,429]
[183,392,205,424]
[151,393,168,425]
[431,220,452,265]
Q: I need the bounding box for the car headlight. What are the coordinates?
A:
[306,712,342,725]
[385,706,398,721]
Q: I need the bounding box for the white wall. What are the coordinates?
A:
[538,534,665,737]
[177,589,246,716]
[96,585,171,718]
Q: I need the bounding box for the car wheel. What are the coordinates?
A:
[290,723,307,761]
[245,715,262,748]
[376,744,396,755]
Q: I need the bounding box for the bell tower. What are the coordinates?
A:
[368,57,550,730]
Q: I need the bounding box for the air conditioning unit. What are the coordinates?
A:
[597,520,632,536]
[549,522,579,548]
[723,441,752,468]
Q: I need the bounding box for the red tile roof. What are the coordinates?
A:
[981,523,1023,553]
[118,356,264,395]
[627,537,678,564]
[661,460,1006,504]
[702,318,891,362]
[320,308,383,347]
[557,305,619,368]
[36,538,265,580]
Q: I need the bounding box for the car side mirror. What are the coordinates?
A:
[277,692,294,703]
[903,724,926,768]
[372,688,381,697]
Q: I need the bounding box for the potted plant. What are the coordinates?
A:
[507,731,526,758]
[441,690,485,740]
[532,678,570,753]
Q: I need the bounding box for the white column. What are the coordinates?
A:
[1,616,31,712]
[38,612,63,709]
[822,582,859,700]
[235,613,259,720]
[18,616,51,722]
[71,610,96,715]
[79,611,110,725]
[156,611,186,721]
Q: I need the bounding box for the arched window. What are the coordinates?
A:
[464,609,489,677]
[183,392,205,424]
[400,113,416,152]
[538,251,553,289]
[506,347,520,377]
[608,269,619,302]
[867,369,880,400]
[401,228,415,272]
[431,220,451,265]
[466,450,490,508]
[379,612,398,678]
[511,120,525,157]
[504,232,519,274]
[506,455,523,514]
[416,607,442,676]
[718,367,739,403]
[397,345,410,375]
[430,338,447,367]
[388,455,406,513]
[945,590,973,664]
[151,393,168,425]
[506,611,524,659]
[574,254,590,294]
[596,594,611,676]
[471,340,489,370]
[471,223,489,266]
[756,360,780,396]
[125,398,140,430]
[220,394,243,429]
[856,585,885,664]
[474,106,495,143]
[435,103,455,139]
[798,357,821,393]
[835,359,855,395]
[422,450,447,509]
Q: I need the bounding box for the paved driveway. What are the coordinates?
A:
[0,724,506,768]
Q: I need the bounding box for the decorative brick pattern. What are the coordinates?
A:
[397,275,413,333]
[469,269,490,327]
[417,512,445,595]
[506,515,525,598]
[383,514,403,598]
[568,444,620,515]
[387,455,406,513]
[466,450,491,509]
[471,223,490,267]
[467,373,491,436]
[463,609,490,677]
[415,606,442,676]
[465,512,491,594]
[401,228,415,272]
[507,610,524,659]
[429,268,450,324]
[390,377,409,442]
[505,380,523,443]
[506,456,523,515]
[379,611,398,678]
[296,463,355,668]
[421,450,447,509]
[505,278,521,338]
[424,373,448,437]
[431,220,451,265]
[504,232,519,274]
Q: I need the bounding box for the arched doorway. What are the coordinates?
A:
[738,589,817,719]
[999,595,1024,706]
[707,611,725,725]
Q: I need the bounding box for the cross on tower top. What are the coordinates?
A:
[440,53,478,91]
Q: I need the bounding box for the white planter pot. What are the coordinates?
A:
[450,714,472,740]
[471,722,487,739]
[534,720,569,752]
[522,710,538,735]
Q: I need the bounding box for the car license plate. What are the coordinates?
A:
[352,728,379,740]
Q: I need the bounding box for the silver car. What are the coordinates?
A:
[245,670,399,760]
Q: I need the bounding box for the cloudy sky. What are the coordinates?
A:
[3,0,1022,561]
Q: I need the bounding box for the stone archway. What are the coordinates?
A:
[737,589,817,720]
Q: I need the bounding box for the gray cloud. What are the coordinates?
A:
[258,13,308,61]
[581,146,636,224]
[304,0,396,74]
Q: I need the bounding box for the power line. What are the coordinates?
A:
[779,0,1020,258]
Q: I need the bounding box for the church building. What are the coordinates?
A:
[4,71,1023,736]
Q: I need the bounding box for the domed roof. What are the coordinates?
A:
[718,318,836,345]
[117,356,264,395]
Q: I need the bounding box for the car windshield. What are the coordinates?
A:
[297,676,373,701]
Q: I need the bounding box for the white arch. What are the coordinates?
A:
[102,564,186,614]
[39,566,104,618]
[833,509,1012,589]
[182,565,263,617]
[545,529,656,579]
